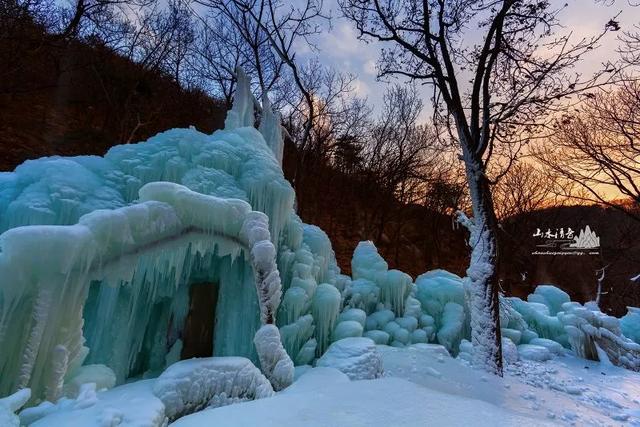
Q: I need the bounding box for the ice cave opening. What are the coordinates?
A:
[181,281,219,359]
[80,246,262,386]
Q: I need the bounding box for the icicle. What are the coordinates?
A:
[45,345,68,402]
[241,211,283,324]
[17,287,52,391]
[224,67,255,130]
[253,324,294,391]
[312,284,341,355]
[259,94,284,166]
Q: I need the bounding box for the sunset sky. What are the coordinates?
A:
[304,0,639,122]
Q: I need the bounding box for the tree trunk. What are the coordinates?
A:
[463,157,504,376]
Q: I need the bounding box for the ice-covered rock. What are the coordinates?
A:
[529,338,565,356]
[316,338,383,380]
[333,320,364,341]
[364,330,391,345]
[0,389,30,427]
[152,357,274,421]
[517,344,553,362]
[253,324,294,391]
[338,308,367,327]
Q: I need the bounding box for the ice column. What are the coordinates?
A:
[224,67,255,130]
[259,94,284,166]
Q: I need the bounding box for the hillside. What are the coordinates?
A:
[0,16,226,170]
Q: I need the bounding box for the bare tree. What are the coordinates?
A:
[536,81,640,222]
[286,62,371,211]
[493,163,555,220]
[195,0,321,108]
[189,16,249,106]
[340,0,617,375]
[360,84,440,241]
[55,0,153,40]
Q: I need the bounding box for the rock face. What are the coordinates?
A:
[316,338,383,380]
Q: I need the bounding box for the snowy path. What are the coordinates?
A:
[379,345,640,426]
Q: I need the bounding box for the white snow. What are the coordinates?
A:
[517,344,553,362]
[23,341,640,426]
[170,369,550,427]
[0,389,30,427]
[316,337,383,380]
[27,380,165,427]
[253,325,294,391]
[380,344,640,426]
[152,357,274,421]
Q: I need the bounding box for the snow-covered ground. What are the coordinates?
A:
[380,345,640,426]
[171,367,550,427]
[7,335,640,426]
[172,344,639,427]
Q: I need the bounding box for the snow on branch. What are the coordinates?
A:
[456,210,475,234]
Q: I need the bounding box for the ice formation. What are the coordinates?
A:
[253,325,294,391]
[0,389,30,427]
[153,356,274,421]
[0,69,300,403]
[1,64,639,425]
[316,337,383,380]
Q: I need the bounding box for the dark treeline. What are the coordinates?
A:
[0,0,226,169]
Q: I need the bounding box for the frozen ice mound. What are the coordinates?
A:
[0,69,327,404]
[24,381,166,427]
[316,337,383,380]
[153,356,274,421]
[0,125,293,240]
[517,344,553,362]
[0,181,285,401]
[527,285,571,316]
[621,307,640,345]
[0,389,30,427]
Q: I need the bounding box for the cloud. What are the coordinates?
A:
[319,22,362,56]
[351,79,371,97]
[364,59,377,76]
